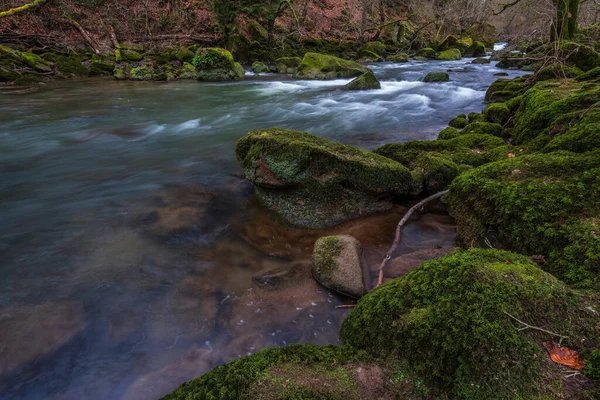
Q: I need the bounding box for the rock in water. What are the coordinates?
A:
[276,57,302,74]
[312,235,367,298]
[424,72,450,82]
[436,48,461,61]
[235,128,412,228]
[343,71,381,90]
[294,52,370,80]
[194,48,245,81]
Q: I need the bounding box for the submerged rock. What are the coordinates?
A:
[194,48,245,81]
[472,57,490,64]
[341,248,600,399]
[294,52,370,80]
[312,235,368,298]
[235,128,412,228]
[343,71,381,90]
[423,71,449,82]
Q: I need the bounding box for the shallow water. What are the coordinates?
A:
[0,58,525,399]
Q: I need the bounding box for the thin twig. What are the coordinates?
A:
[504,311,569,339]
[336,304,356,309]
[376,190,449,287]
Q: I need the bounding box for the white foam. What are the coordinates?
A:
[175,118,201,132]
[494,42,509,51]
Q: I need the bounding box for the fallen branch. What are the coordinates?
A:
[335,304,357,309]
[0,0,48,18]
[376,190,449,287]
[504,311,569,340]
[69,18,101,55]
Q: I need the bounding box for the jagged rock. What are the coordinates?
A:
[343,71,381,90]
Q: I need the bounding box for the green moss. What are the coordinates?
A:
[178,62,199,79]
[193,48,245,81]
[130,66,152,81]
[343,71,381,90]
[14,73,42,85]
[461,121,505,138]
[313,236,344,279]
[341,248,600,399]
[295,53,369,80]
[472,57,490,64]
[359,41,386,58]
[483,103,511,125]
[121,49,144,62]
[276,56,302,74]
[468,112,485,123]
[584,351,600,379]
[0,67,19,82]
[560,41,600,72]
[387,53,408,63]
[437,127,460,140]
[449,114,468,129]
[537,63,583,81]
[485,76,531,102]
[252,61,270,73]
[414,47,437,59]
[89,59,115,76]
[436,48,461,61]
[248,21,268,42]
[20,51,53,72]
[411,153,460,194]
[162,344,373,400]
[463,41,486,57]
[375,134,505,168]
[423,71,449,82]
[447,151,600,286]
[55,56,89,76]
[113,67,127,80]
[576,66,600,81]
[439,35,459,51]
[175,47,195,63]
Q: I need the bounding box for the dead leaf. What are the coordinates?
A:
[543,341,584,370]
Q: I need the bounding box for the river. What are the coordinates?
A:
[0,55,524,399]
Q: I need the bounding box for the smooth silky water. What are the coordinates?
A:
[0,56,524,399]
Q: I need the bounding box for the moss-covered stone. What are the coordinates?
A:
[252,61,270,74]
[313,235,367,298]
[465,22,496,47]
[468,112,485,123]
[193,48,245,81]
[560,41,600,72]
[0,45,52,73]
[461,121,505,138]
[248,21,268,42]
[576,66,600,81]
[122,49,144,62]
[130,66,153,81]
[423,71,449,82]
[178,62,199,80]
[483,103,511,125]
[113,67,127,80]
[448,151,600,286]
[0,67,19,82]
[436,48,461,61]
[437,127,460,140]
[449,114,468,129]
[438,35,459,51]
[89,59,115,76]
[343,71,381,90]
[463,41,486,57]
[414,47,437,59]
[374,134,506,169]
[472,57,490,64]
[235,128,412,228]
[55,55,89,76]
[537,63,583,81]
[275,56,302,74]
[341,248,600,399]
[176,47,195,63]
[295,52,370,80]
[387,53,408,63]
[163,344,404,400]
[358,41,386,59]
[484,76,531,102]
[411,152,460,194]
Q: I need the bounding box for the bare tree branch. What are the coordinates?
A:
[0,0,48,18]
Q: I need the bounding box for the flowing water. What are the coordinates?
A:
[0,57,525,399]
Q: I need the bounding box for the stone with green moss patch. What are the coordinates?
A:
[559,41,600,72]
[275,57,302,74]
[235,128,412,228]
[130,66,152,81]
[313,235,367,298]
[436,48,461,61]
[343,71,381,90]
[193,48,245,81]
[387,53,408,63]
[537,63,583,81]
[483,103,510,125]
[358,42,386,59]
[423,71,449,82]
[295,52,369,80]
[414,47,437,59]
[437,127,460,140]
[463,41,486,57]
[449,114,468,128]
[472,57,490,64]
[122,49,144,62]
[341,248,600,399]
[252,61,270,74]
[113,67,127,80]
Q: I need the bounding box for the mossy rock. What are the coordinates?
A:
[438,35,459,51]
[121,49,144,62]
[162,344,411,400]
[559,41,600,72]
[113,67,127,80]
[252,61,270,74]
[235,128,412,228]
[576,66,600,81]
[449,115,468,129]
[468,112,485,123]
[194,48,245,81]
[358,41,386,59]
[411,152,460,194]
[295,53,370,80]
[226,34,251,64]
[436,48,461,61]
[465,22,497,48]
[463,41,486,58]
[152,50,177,64]
[414,47,437,59]
[483,103,511,125]
[537,63,583,81]
[178,62,199,80]
[343,71,381,90]
[176,47,195,63]
[275,56,302,74]
[313,235,367,298]
[448,151,600,286]
[485,76,530,102]
[437,127,460,140]
[89,59,115,76]
[341,248,600,399]
[56,55,89,76]
[472,57,490,64]
[248,21,268,42]
[0,45,53,72]
[423,71,449,82]
[0,67,20,82]
[14,73,42,86]
[374,134,505,169]
[387,53,408,63]
[461,121,505,138]
[130,66,152,81]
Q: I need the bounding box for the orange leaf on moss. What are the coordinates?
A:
[543,341,584,370]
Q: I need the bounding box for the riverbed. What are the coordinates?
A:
[0,57,525,399]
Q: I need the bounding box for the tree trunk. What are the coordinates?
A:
[360,0,368,41]
[0,0,48,18]
[567,0,580,39]
[551,0,579,41]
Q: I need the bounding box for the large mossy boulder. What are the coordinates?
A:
[559,41,600,72]
[343,71,381,90]
[252,61,270,73]
[483,103,511,125]
[436,48,461,61]
[193,48,245,81]
[423,71,449,82]
[163,344,411,399]
[463,41,486,57]
[276,56,302,74]
[448,151,600,286]
[438,35,459,51]
[313,235,368,298]
[358,41,386,59]
[235,128,412,228]
[414,47,437,59]
[537,63,583,81]
[294,52,370,80]
[484,76,531,103]
[341,248,600,399]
